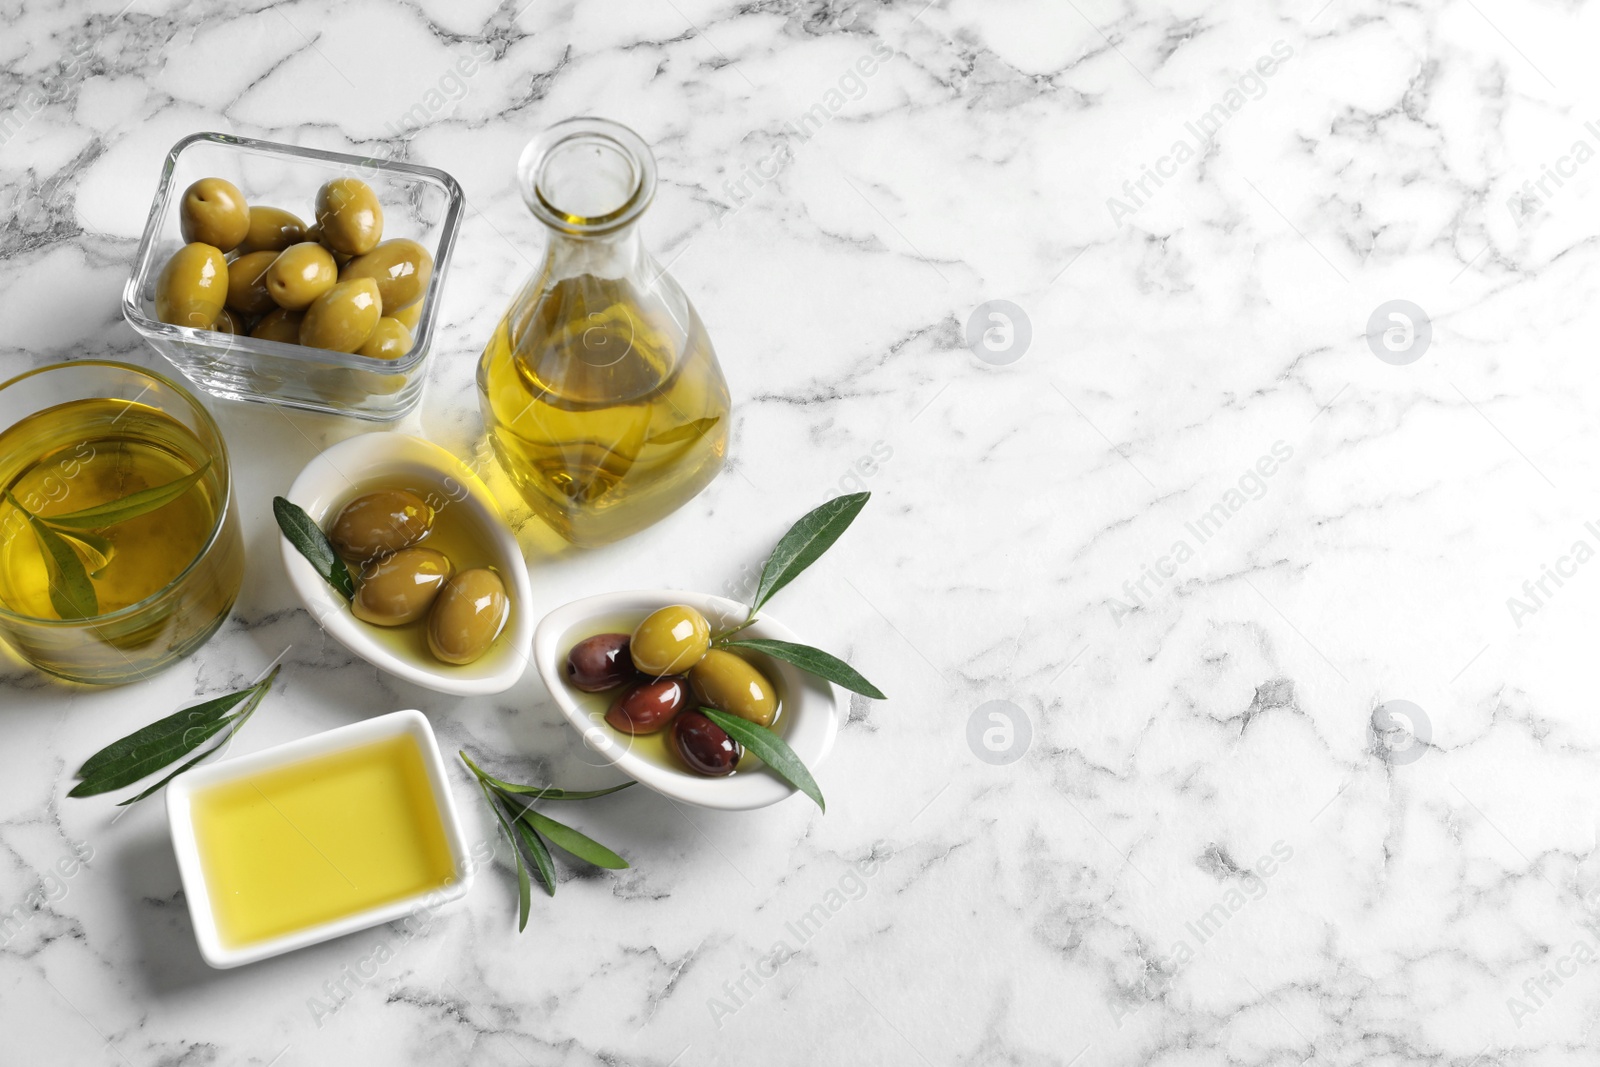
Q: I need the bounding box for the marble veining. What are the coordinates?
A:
[3,0,1599,1063]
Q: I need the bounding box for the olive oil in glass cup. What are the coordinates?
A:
[477,118,731,547]
[0,362,245,684]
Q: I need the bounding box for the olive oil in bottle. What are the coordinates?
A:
[0,398,221,621]
[477,119,731,547]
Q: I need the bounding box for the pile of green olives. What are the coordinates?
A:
[328,487,509,666]
[155,176,433,358]
[565,605,781,778]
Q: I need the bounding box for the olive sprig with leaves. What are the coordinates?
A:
[68,661,283,806]
[709,491,885,700]
[461,753,632,931]
[3,460,213,620]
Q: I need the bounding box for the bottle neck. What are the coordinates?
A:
[538,222,648,283]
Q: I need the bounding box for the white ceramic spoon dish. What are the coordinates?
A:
[533,590,840,811]
[281,432,533,696]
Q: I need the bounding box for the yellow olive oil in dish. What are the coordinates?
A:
[0,398,219,619]
[479,274,730,547]
[192,734,455,948]
[567,614,784,776]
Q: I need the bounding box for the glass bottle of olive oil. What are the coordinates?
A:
[477,118,730,547]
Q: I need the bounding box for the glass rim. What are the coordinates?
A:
[121,131,465,378]
[519,117,657,236]
[0,359,236,630]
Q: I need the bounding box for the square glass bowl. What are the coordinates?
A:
[123,132,463,421]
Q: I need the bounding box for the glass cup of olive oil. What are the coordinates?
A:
[0,362,245,684]
[477,118,731,548]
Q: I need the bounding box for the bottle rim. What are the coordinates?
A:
[518,117,657,236]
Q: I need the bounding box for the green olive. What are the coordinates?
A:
[179,177,250,252]
[427,568,509,665]
[340,239,432,312]
[630,604,711,676]
[264,242,338,310]
[352,548,453,626]
[250,307,302,344]
[211,307,248,335]
[328,488,434,562]
[392,300,422,331]
[236,205,307,255]
[315,177,384,256]
[357,318,414,360]
[225,250,280,316]
[689,648,778,727]
[299,278,382,353]
[155,242,228,328]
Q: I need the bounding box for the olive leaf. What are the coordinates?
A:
[42,461,211,529]
[647,416,721,447]
[273,495,355,600]
[480,780,532,930]
[70,665,282,803]
[514,815,558,898]
[7,493,99,620]
[719,637,885,699]
[516,806,629,870]
[699,708,824,812]
[461,752,631,927]
[460,753,634,801]
[749,492,869,613]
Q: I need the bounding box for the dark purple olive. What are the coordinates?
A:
[672,711,741,777]
[605,677,687,735]
[566,633,635,692]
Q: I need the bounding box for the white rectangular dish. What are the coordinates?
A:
[166,709,473,968]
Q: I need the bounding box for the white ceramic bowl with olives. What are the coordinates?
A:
[281,432,532,696]
[532,590,840,811]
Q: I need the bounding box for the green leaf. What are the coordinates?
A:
[115,739,230,806]
[75,685,259,783]
[273,496,355,601]
[514,812,558,897]
[52,528,115,577]
[720,638,885,699]
[8,495,98,620]
[69,666,280,802]
[72,715,234,797]
[517,807,628,870]
[699,708,825,812]
[42,461,211,529]
[480,781,531,930]
[459,753,633,800]
[750,492,869,612]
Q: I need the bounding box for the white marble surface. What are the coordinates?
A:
[2,0,1598,1063]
